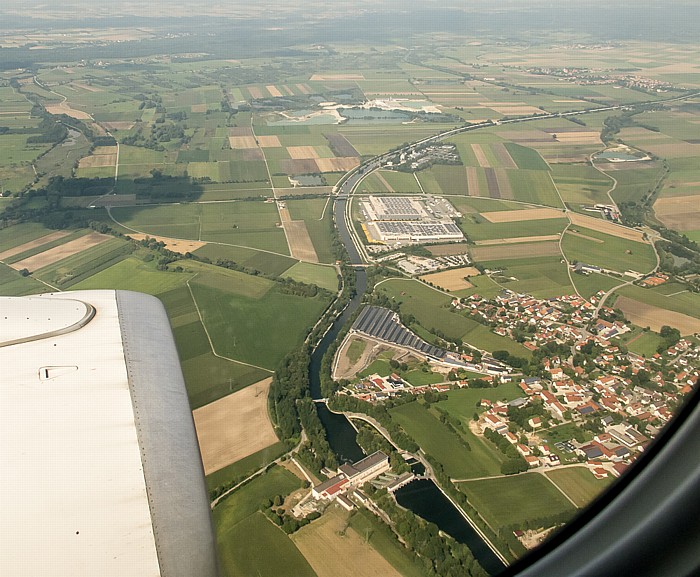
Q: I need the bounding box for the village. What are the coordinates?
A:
[331,288,698,487]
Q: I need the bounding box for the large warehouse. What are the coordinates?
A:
[0,291,219,577]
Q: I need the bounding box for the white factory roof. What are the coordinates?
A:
[0,290,217,577]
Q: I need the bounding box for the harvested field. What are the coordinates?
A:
[291,508,402,577]
[471,143,491,168]
[420,267,480,291]
[489,105,545,115]
[248,86,264,99]
[102,121,134,131]
[316,157,360,172]
[282,158,320,175]
[45,103,91,120]
[553,132,602,144]
[0,231,71,261]
[78,146,118,168]
[474,234,561,246]
[615,296,700,336]
[568,212,645,242]
[296,83,312,94]
[325,133,359,157]
[283,220,318,262]
[241,148,265,161]
[11,231,111,272]
[127,233,206,254]
[72,82,103,92]
[193,378,277,475]
[310,74,364,80]
[427,243,470,256]
[266,85,283,97]
[466,167,481,196]
[567,230,605,243]
[495,168,514,200]
[481,208,563,223]
[191,104,207,113]
[229,135,258,149]
[492,143,518,168]
[257,135,282,148]
[653,195,700,230]
[288,146,320,159]
[471,241,561,261]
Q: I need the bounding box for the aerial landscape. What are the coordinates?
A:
[0,1,698,575]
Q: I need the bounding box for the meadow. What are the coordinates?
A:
[544,467,612,509]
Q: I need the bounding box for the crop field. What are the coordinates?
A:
[33,237,133,288]
[567,212,645,242]
[470,241,561,262]
[457,474,577,529]
[570,272,622,300]
[480,256,574,299]
[292,507,403,577]
[419,267,481,291]
[506,170,562,207]
[193,243,296,276]
[0,230,71,262]
[614,296,700,335]
[0,262,48,295]
[193,377,278,475]
[562,226,656,274]
[653,194,700,230]
[391,401,501,479]
[190,278,330,370]
[551,164,612,206]
[459,217,568,242]
[544,467,612,508]
[283,262,338,292]
[480,208,563,223]
[205,441,288,493]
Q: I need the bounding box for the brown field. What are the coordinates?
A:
[615,296,700,336]
[653,195,700,231]
[266,85,283,97]
[127,233,206,254]
[257,135,282,148]
[291,508,403,577]
[492,143,518,168]
[281,85,294,96]
[247,86,264,99]
[102,121,135,131]
[420,267,480,290]
[288,146,320,159]
[471,143,491,168]
[296,83,312,94]
[554,132,602,144]
[316,157,360,172]
[282,159,320,175]
[283,220,318,262]
[192,378,277,475]
[495,168,514,199]
[481,208,564,223]
[45,103,91,120]
[489,105,545,115]
[471,241,561,261]
[427,243,470,256]
[11,231,111,272]
[240,148,265,161]
[310,74,365,81]
[567,230,605,243]
[634,143,700,158]
[568,213,645,242]
[190,103,207,113]
[229,135,258,149]
[474,234,561,246]
[0,231,71,261]
[466,166,481,196]
[72,82,103,92]
[78,147,117,168]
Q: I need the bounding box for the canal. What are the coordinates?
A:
[306,196,505,574]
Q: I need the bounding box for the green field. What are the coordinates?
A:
[206,442,288,492]
[504,143,550,171]
[283,261,338,292]
[391,401,504,479]
[460,217,568,242]
[562,227,656,274]
[545,467,612,508]
[507,170,563,207]
[481,256,574,299]
[458,473,577,529]
[193,243,296,276]
[570,271,622,300]
[551,164,612,206]
[213,473,315,577]
[0,262,49,295]
[190,278,329,370]
[285,197,336,263]
[615,283,700,320]
[0,222,55,252]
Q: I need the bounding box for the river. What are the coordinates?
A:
[306,196,505,574]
